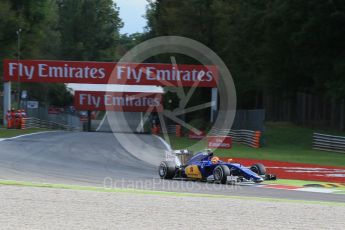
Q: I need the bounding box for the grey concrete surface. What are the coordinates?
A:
[96,111,143,133]
[0,131,345,202]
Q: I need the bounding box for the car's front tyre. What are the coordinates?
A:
[250,163,266,176]
[213,165,230,184]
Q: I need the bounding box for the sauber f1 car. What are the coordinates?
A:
[158,149,277,184]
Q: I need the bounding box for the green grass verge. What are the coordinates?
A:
[0,128,50,138]
[0,179,344,206]
[167,122,345,167]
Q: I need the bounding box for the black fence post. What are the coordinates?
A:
[87,110,92,132]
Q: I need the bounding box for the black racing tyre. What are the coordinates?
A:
[213,165,230,184]
[250,163,266,175]
[158,161,176,179]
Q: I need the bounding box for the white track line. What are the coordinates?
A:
[0,131,60,142]
[96,112,107,132]
[154,135,172,151]
[295,187,341,194]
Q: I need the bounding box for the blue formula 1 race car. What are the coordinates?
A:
[158,149,277,184]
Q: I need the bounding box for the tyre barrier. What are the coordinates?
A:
[209,128,262,148]
[20,119,26,129]
[313,132,345,153]
[22,117,78,131]
[151,125,161,135]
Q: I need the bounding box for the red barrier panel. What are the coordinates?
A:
[210,129,262,148]
[188,130,206,139]
[207,136,232,149]
[176,125,182,137]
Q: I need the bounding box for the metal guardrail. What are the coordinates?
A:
[167,125,177,134]
[164,125,262,148]
[209,128,261,148]
[313,133,345,153]
[23,117,78,131]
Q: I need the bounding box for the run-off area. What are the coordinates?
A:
[0,185,344,230]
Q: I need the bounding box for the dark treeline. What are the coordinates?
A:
[0,0,123,107]
[1,0,345,129]
[145,0,345,129]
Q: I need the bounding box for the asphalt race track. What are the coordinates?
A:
[0,131,344,203]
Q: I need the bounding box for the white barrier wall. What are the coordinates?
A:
[313,133,345,153]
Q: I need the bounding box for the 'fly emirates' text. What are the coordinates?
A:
[8,63,215,83]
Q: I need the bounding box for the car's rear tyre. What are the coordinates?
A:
[213,165,230,184]
[158,161,176,179]
[250,163,266,176]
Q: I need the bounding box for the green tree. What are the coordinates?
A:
[145,0,345,108]
[117,33,146,57]
[58,0,123,61]
[0,0,18,63]
[1,0,64,109]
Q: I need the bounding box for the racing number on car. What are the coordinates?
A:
[185,165,202,179]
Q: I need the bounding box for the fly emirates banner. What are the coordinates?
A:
[74,91,163,112]
[3,59,218,87]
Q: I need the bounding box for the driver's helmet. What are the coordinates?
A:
[211,156,219,164]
